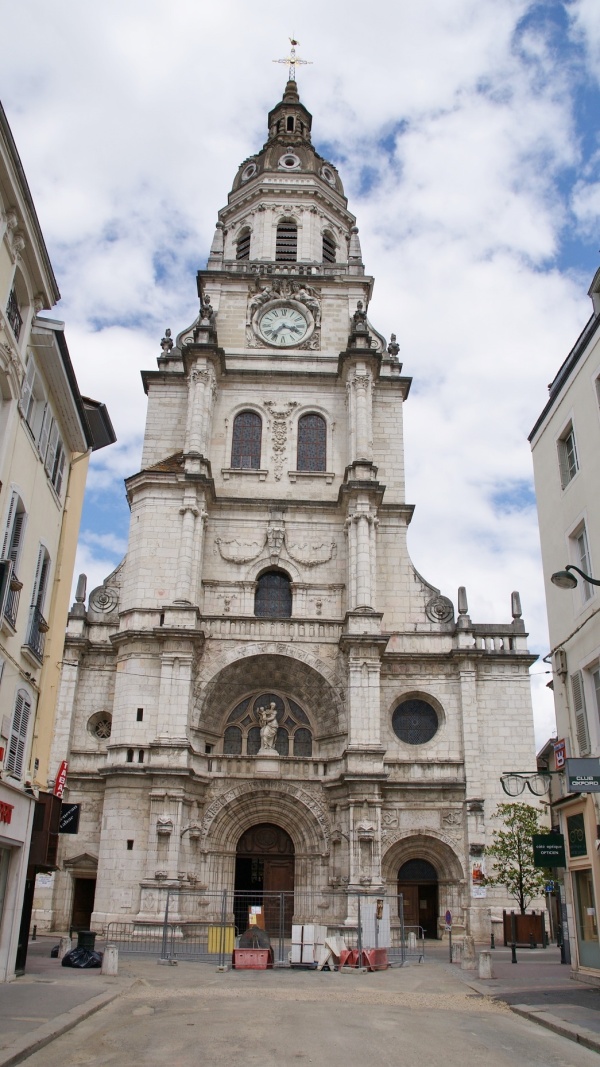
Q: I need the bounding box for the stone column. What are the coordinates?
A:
[345,517,357,608]
[346,367,373,463]
[184,361,216,457]
[175,489,199,605]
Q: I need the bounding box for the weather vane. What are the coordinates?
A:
[273,37,312,82]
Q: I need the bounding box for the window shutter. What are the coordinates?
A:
[53,445,66,496]
[7,689,32,777]
[571,670,591,756]
[45,420,59,477]
[9,510,25,566]
[2,494,16,558]
[19,358,35,420]
[38,405,51,460]
[32,550,50,612]
[2,495,26,568]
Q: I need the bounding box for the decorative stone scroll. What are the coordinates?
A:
[89,585,119,613]
[214,537,265,564]
[425,595,455,624]
[265,401,298,481]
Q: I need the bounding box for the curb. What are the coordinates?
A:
[509,1004,600,1054]
[0,985,128,1067]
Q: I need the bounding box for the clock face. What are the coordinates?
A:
[259,304,309,347]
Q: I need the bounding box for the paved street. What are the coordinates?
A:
[14,953,600,1067]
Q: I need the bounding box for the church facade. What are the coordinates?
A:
[41,79,538,942]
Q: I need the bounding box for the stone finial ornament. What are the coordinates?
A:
[160,328,173,354]
[511,591,522,619]
[387,333,400,359]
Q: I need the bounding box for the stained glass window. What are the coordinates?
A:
[293,728,312,757]
[392,699,439,744]
[297,414,326,472]
[247,727,261,755]
[254,571,292,618]
[231,411,261,469]
[223,726,242,754]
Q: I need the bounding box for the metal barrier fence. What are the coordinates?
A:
[106,889,426,968]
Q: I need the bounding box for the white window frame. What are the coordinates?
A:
[572,522,594,602]
[557,421,579,488]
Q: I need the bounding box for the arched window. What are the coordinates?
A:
[322,231,336,263]
[231,411,262,469]
[297,413,326,472]
[236,228,251,260]
[254,570,292,618]
[276,220,297,262]
[293,728,312,757]
[286,115,294,132]
[224,726,242,754]
[247,726,261,755]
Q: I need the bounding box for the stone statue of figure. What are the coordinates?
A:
[295,286,321,326]
[353,300,368,331]
[247,284,273,324]
[200,296,214,324]
[258,703,278,750]
[160,328,173,354]
[387,332,400,359]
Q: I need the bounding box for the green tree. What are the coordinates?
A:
[485,803,548,914]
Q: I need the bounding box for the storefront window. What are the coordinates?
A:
[573,868,600,969]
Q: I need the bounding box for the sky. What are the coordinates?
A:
[2,0,600,746]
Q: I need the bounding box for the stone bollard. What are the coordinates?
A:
[451,942,463,964]
[59,936,72,958]
[101,944,119,976]
[408,931,417,951]
[461,935,476,970]
[478,951,494,979]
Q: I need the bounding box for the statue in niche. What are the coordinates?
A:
[258,703,278,751]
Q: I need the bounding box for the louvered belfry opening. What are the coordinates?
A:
[276,220,297,262]
[322,232,336,263]
[236,229,251,260]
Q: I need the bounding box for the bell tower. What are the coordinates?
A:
[48,65,538,943]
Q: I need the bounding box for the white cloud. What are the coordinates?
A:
[3,0,595,745]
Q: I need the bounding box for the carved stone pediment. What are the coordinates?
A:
[63,852,98,871]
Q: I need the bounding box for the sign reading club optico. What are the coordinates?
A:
[566,757,600,793]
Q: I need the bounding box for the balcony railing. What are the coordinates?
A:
[3,570,22,629]
[25,605,49,662]
[6,288,22,341]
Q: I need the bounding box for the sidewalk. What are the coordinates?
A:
[1,937,600,1065]
[427,941,600,1052]
[0,938,133,1067]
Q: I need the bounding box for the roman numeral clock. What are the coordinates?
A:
[259,303,310,346]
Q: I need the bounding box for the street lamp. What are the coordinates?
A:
[551,565,600,590]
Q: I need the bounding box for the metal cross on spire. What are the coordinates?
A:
[273,37,312,81]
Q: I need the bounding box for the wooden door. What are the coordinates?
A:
[263,857,294,936]
[71,878,96,930]
[398,883,419,926]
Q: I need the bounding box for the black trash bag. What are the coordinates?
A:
[61,947,103,968]
[50,944,60,958]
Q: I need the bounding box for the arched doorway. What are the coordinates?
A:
[398,859,439,939]
[234,823,294,937]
